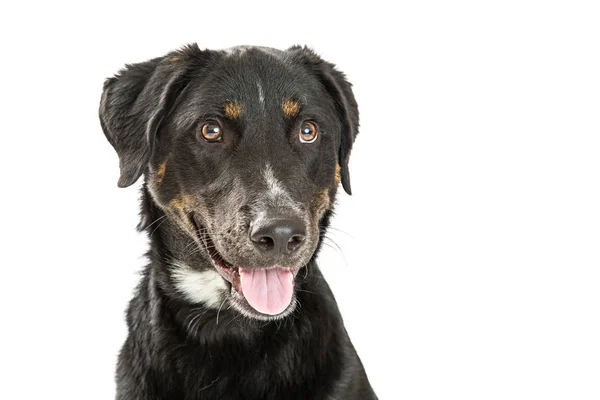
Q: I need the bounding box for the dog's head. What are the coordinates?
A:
[100,45,358,320]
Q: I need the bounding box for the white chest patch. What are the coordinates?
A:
[171,262,227,308]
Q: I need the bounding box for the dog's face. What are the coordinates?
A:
[100,45,358,320]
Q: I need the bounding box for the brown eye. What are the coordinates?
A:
[199,121,223,142]
[299,121,318,143]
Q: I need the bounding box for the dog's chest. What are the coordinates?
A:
[172,335,337,399]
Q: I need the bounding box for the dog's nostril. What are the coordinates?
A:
[287,235,305,252]
[257,236,275,252]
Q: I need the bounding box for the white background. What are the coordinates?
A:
[1,1,599,399]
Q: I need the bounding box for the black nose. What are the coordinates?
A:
[250,216,306,256]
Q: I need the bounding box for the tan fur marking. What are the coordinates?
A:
[169,197,184,210]
[335,164,342,184]
[169,194,195,211]
[155,162,167,186]
[169,56,181,63]
[168,194,198,234]
[282,99,300,117]
[224,102,243,119]
[313,188,331,217]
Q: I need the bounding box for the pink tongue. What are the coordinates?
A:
[239,267,294,315]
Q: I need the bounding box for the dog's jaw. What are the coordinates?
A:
[144,184,313,321]
[190,213,303,320]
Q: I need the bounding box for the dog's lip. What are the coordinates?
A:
[190,214,240,289]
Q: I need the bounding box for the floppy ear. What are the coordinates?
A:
[99,44,202,187]
[289,46,359,195]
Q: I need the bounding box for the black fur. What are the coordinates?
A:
[99,44,376,400]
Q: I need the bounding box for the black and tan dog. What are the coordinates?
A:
[99,44,376,400]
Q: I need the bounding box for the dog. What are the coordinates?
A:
[99,44,377,400]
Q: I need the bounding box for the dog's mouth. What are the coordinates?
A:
[191,214,299,317]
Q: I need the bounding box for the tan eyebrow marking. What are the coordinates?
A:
[282,99,301,117]
[224,102,243,119]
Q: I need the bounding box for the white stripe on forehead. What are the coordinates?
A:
[263,163,289,200]
[257,81,265,106]
[259,163,303,213]
[223,45,252,55]
[222,45,286,59]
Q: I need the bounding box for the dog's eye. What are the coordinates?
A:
[198,121,223,142]
[299,121,318,143]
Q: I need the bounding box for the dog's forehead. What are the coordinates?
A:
[213,48,319,100]
[210,49,322,101]
[175,47,327,130]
